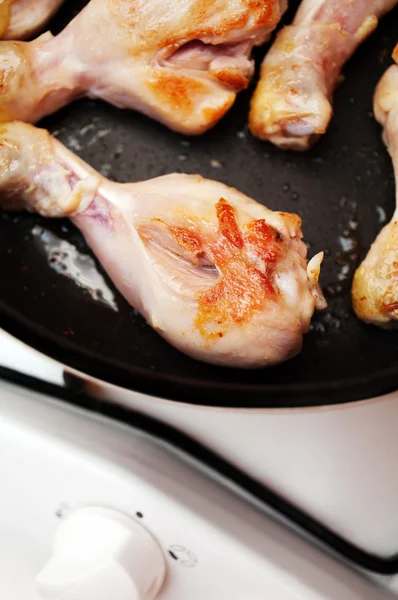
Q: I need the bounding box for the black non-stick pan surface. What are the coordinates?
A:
[1,1,397,408]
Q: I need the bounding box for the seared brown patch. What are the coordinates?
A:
[393,44,398,63]
[161,8,248,48]
[216,198,244,248]
[246,0,279,26]
[167,199,283,339]
[201,97,235,127]
[212,68,249,91]
[114,0,251,51]
[169,225,203,259]
[196,201,283,338]
[144,198,286,339]
[382,301,398,313]
[196,257,275,338]
[147,71,206,115]
[278,212,302,233]
[244,219,283,263]
[111,0,280,54]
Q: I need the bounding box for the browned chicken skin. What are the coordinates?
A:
[249,0,398,150]
[352,46,398,325]
[0,121,325,368]
[0,0,286,134]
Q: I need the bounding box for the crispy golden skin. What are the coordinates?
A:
[249,0,398,150]
[0,0,286,133]
[352,48,398,325]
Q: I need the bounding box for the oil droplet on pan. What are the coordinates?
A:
[376,205,387,224]
[32,226,118,312]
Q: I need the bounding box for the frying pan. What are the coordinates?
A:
[0,0,397,408]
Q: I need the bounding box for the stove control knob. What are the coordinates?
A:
[36,507,166,600]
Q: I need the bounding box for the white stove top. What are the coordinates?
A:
[0,374,394,600]
[1,329,397,599]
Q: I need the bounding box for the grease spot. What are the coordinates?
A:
[210,159,223,169]
[32,226,118,312]
[376,205,387,224]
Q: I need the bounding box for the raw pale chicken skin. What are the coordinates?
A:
[0,122,325,368]
[0,0,64,40]
[249,0,398,150]
[352,47,398,325]
[0,0,286,133]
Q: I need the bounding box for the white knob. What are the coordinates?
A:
[36,507,166,600]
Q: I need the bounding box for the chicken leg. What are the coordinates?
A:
[0,0,64,40]
[249,0,398,150]
[0,121,325,368]
[352,46,398,325]
[0,0,286,134]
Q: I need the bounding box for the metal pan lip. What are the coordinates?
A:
[2,303,397,408]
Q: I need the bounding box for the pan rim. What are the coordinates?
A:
[1,302,397,408]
